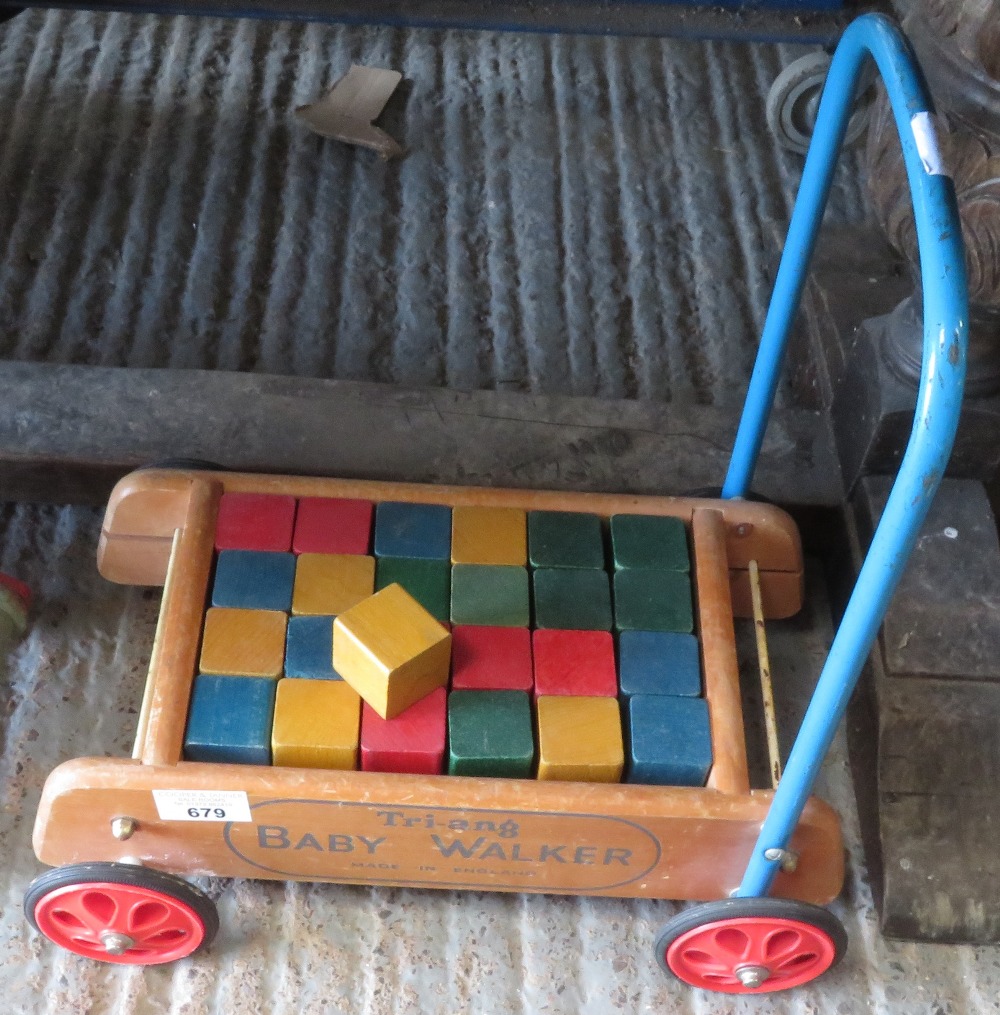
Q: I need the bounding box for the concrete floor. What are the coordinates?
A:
[0,9,869,406]
[3,6,997,1013]
[4,502,1000,1013]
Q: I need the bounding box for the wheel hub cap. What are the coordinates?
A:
[735,965,770,989]
[100,931,135,955]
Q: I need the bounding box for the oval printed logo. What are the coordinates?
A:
[225,799,661,892]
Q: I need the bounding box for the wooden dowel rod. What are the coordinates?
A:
[750,559,782,788]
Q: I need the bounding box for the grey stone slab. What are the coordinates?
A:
[0,362,844,505]
[856,476,1000,681]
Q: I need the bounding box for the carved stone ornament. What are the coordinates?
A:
[863,0,1000,395]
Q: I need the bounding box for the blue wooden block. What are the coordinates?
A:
[625,695,712,786]
[183,674,277,765]
[374,502,452,560]
[284,615,343,680]
[618,631,701,697]
[212,550,296,611]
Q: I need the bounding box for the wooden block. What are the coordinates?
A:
[284,615,342,679]
[532,629,617,697]
[618,630,702,697]
[215,492,296,552]
[374,501,451,560]
[536,696,624,782]
[451,506,527,566]
[626,695,712,786]
[527,510,605,570]
[211,550,296,611]
[271,678,361,769]
[447,690,534,777]
[199,607,287,677]
[360,686,447,774]
[333,583,451,719]
[292,553,375,616]
[375,557,450,622]
[610,514,689,572]
[532,567,612,630]
[613,569,693,633]
[292,496,374,555]
[183,674,276,764]
[450,564,530,627]
[451,625,533,692]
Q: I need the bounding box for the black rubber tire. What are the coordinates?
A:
[25,862,219,953]
[766,51,872,155]
[654,896,847,980]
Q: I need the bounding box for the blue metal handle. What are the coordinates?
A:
[726,14,968,899]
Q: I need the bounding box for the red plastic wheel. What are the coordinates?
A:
[665,915,838,993]
[26,864,217,965]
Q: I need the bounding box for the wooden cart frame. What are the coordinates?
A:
[33,468,842,905]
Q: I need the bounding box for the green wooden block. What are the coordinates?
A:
[447,690,534,777]
[610,515,689,572]
[614,569,693,633]
[533,568,613,630]
[451,564,530,626]
[527,511,605,569]
[376,557,451,622]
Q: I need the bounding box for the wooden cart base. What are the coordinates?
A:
[34,758,843,903]
[33,468,842,908]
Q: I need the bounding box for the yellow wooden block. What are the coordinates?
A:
[333,583,451,720]
[292,553,375,616]
[536,696,624,783]
[271,678,361,769]
[199,607,286,678]
[451,506,527,566]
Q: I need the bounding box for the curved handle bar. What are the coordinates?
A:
[726,14,968,898]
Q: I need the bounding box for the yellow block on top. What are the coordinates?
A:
[271,678,361,769]
[199,607,286,677]
[333,583,451,720]
[451,506,527,566]
[536,696,624,783]
[292,553,375,616]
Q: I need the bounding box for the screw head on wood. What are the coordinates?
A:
[763,847,799,872]
[110,817,138,841]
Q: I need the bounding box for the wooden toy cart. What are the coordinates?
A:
[23,14,968,994]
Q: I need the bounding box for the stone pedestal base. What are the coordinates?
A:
[850,476,1000,943]
[832,300,1000,489]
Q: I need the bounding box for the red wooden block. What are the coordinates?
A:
[215,493,297,552]
[293,497,374,555]
[451,625,533,692]
[532,629,617,697]
[360,686,447,774]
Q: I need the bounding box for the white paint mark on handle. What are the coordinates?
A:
[911,111,947,177]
